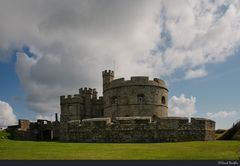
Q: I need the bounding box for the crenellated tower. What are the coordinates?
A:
[102,75,169,119]
[60,87,103,123]
[102,70,114,92]
[79,87,94,118]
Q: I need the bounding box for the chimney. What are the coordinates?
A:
[55,113,58,122]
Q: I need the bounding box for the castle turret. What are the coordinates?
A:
[80,87,93,118]
[102,74,168,119]
[92,88,97,100]
[102,70,114,92]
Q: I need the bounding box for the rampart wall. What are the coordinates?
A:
[62,117,215,142]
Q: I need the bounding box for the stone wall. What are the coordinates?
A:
[103,74,168,119]
[59,70,216,143]
[62,117,215,142]
[60,88,104,123]
[7,119,60,141]
[18,119,31,131]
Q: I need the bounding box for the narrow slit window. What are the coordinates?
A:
[137,94,144,104]
[161,96,166,104]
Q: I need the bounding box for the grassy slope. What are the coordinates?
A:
[0,138,239,160]
[233,130,240,140]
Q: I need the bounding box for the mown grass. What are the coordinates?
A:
[0,131,239,160]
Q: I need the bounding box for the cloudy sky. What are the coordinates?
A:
[0,0,240,129]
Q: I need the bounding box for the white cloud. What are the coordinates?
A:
[169,94,196,117]
[184,68,208,80]
[0,0,240,114]
[206,111,239,129]
[206,111,237,119]
[0,100,17,127]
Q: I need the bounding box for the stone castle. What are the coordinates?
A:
[59,70,215,142]
[7,70,215,142]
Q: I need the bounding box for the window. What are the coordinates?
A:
[152,115,157,122]
[68,105,72,111]
[137,94,144,104]
[152,114,157,119]
[161,96,166,104]
[111,96,118,105]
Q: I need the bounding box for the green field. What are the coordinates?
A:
[0,131,239,160]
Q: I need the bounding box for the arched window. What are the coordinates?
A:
[137,94,144,104]
[161,96,166,104]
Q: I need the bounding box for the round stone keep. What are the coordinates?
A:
[102,71,168,119]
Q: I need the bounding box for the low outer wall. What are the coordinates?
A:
[62,117,215,142]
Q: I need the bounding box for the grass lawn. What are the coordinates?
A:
[0,131,239,160]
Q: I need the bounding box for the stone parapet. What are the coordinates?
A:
[60,94,83,104]
[103,76,168,92]
[115,116,152,125]
[81,117,111,126]
[62,116,215,142]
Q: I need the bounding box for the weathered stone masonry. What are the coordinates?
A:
[7,116,60,141]
[66,117,215,142]
[60,70,215,142]
[102,70,168,119]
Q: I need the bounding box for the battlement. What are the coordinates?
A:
[153,78,166,85]
[111,78,125,84]
[102,70,114,76]
[60,94,84,105]
[67,120,81,128]
[79,87,96,95]
[130,76,149,82]
[115,116,152,125]
[65,116,215,142]
[104,76,168,91]
[68,116,214,129]
[190,117,215,125]
[82,118,111,126]
[60,87,101,104]
[60,94,82,100]
[68,120,81,124]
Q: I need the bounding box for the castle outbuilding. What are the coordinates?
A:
[59,70,215,142]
